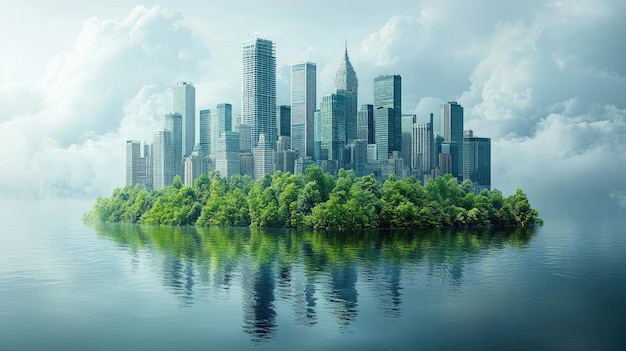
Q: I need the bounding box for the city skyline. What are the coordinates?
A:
[1,2,625,212]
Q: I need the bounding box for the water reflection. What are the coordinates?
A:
[91,223,535,340]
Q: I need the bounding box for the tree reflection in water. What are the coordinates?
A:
[91,223,535,340]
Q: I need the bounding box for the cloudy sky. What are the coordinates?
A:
[1,0,624,212]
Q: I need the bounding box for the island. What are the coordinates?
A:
[83,167,541,229]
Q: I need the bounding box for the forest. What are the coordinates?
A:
[83,167,542,229]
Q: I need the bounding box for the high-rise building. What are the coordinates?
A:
[163,113,183,179]
[253,133,274,180]
[291,62,316,158]
[413,121,433,173]
[126,140,141,186]
[215,131,240,180]
[152,130,173,190]
[357,104,374,144]
[440,101,464,180]
[277,105,291,138]
[345,139,368,176]
[313,109,323,160]
[172,82,195,157]
[199,109,211,155]
[320,91,346,162]
[183,144,206,187]
[242,37,276,150]
[275,136,296,174]
[374,107,393,161]
[464,130,491,193]
[374,74,402,158]
[211,103,232,155]
[401,114,415,168]
[334,43,358,143]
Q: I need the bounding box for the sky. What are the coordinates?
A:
[1,0,625,213]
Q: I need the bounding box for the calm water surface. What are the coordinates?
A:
[1,200,625,350]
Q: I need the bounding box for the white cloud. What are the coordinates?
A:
[0,5,209,199]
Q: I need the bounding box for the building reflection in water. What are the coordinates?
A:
[92,223,535,340]
[242,261,276,342]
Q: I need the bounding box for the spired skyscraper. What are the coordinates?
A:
[291,62,316,158]
[172,82,195,157]
[242,37,276,151]
[334,43,358,143]
[440,101,464,180]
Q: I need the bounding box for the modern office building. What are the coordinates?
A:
[275,136,296,174]
[320,91,346,162]
[125,139,152,189]
[183,145,206,187]
[199,109,211,155]
[277,105,291,138]
[357,104,374,144]
[163,112,183,179]
[291,62,316,158]
[334,44,358,143]
[215,131,240,180]
[253,133,274,180]
[172,82,195,157]
[440,101,464,180]
[242,37,276,150]
[313,109,323,160]
[211,103,232,155]
[374,74,402,159]
[374,106,392,161]
[464,130,491,193]
[152,130,173,190]
[345,139,368,176]
[413,121,433,173]
[401,114,415,168]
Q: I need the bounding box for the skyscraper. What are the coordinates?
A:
[374,107,393,161]
[242,37,276,150]
[357,104,374,144]
[320,91,346,162]
[152,130,173,190]
[253,133,274,180]
[277,105,291,138]
[374,74,402,159]
[413,121,433,173]
[334,43,358,143]
[215,131,240,180]
[199,109,211,155]
[163,112,183,179]
[291,62,316,158]
[401,114,415,167]
[464,130,491,193]
[126,140,141,186]
[211,103,232,155]
[173,82,195,157]
[440,101,464,180]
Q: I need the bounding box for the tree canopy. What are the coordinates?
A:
[84,168,542,229]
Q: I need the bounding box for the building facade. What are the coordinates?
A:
[464,130,491,193]
[291,62,316,158]
[440,101,464,180]
[152,130,173,190]
[277,105,291,138]
[357,104,374,144]
[172,82,195,157]
[320,91,346,163]
[334,45,358,143]
[242,37,276,150]
[374,74,402,160]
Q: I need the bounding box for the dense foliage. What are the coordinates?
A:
[84,168,542,229]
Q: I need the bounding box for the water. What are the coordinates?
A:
[1,200,625,350]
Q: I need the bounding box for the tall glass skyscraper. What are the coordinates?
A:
[152,130,173,190]
[374,74,402,160]
[210,103,232,155]
[357,104,374,144]
[440,101,464,180]
[242,37,276,151]
[320,91,346,162]
[277,105,291,138]
[172,82,195,157]
[199,109,211,155]
[291,62,316,158]
[334,44,358,143]
[163,112,183,179]
[464,130,491,193]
